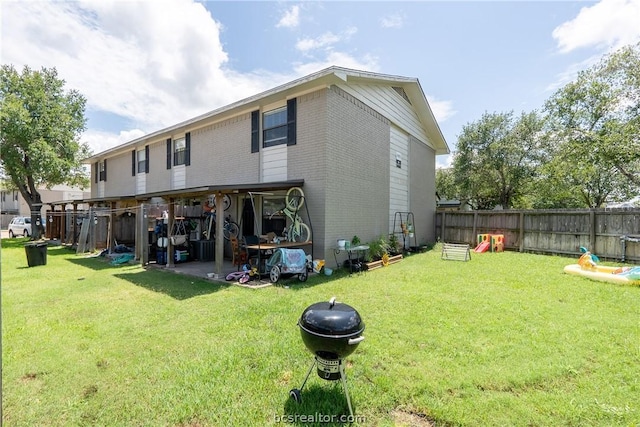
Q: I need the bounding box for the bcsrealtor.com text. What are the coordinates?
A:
[274,412,365,423]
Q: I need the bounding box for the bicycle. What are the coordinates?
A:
[269,187,311,243]
[203,212,239,241]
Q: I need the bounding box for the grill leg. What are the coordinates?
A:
[339,360,354,419]
[299,358,316,391]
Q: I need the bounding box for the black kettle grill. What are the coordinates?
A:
[289,297,365,418]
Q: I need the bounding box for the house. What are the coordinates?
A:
[84,66,449,274]
[0,184,90,230]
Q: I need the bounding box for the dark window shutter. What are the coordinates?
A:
[145,145,149,173]
[94,162,98,183]
[166,138,172,169]
[185,132,191,166]
[287,98,297,146]
[251,110,259,153]
[103,159,107,181]
[132,150,136,176]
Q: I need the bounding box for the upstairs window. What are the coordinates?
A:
[98,160,107,181]
[263,107,288,147]
[174,137,186,165]
[167,133,191,168]
[255,98,296,150]
[137,147,148,173]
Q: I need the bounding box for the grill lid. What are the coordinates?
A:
[298,297,364,337]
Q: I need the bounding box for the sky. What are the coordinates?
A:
[2,0,640,168]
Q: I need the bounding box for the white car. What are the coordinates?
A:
[8,216,32,238]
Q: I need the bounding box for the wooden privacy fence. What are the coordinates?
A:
[435,208,640,263]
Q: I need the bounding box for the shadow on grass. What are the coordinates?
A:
[283,382,356,426]
[67,254,118,270]
[114,270,228,300]
[280,268,366,291]
[67,255,228,299]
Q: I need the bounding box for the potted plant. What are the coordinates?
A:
[364,236,391,270]
[388,233,400,255]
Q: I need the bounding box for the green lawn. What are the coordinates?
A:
[2,239,639,426]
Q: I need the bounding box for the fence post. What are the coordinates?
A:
[590,209,596,251]
[472,212,478,246]
[519,211,525,252]
[440,211,446,243]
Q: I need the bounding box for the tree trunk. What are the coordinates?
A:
[29,200,44,241]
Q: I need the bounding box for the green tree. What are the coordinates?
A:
[0,65,90,239]
[452,111,545,209]
[543,42,640,207]
[435,167,457,201]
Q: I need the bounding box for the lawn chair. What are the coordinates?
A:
[230,237,247,271]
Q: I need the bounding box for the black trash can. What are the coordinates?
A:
[25,242,47,267]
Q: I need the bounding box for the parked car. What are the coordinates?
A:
[8,216,32,238]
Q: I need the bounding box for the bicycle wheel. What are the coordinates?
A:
[286,187,305,211]
[223,220,239,241]
[292,222,311,243]
[209,194,231,211]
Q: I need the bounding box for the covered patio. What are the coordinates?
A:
[79,179,312,280]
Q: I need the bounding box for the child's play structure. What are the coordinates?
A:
[563,247,640,286]
[474,234,504,253]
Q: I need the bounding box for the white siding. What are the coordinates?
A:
[172,165,186,189]
[336,83,430,149]
[136,173,146,195]
[262,145,288,182]
[389,126,409,234]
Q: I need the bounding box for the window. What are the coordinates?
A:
[263,107,287,147]
[137,148,147,173]
[255,98,297,150]
[262,196,286,235]
[174,137,186,166]
[98,160,107,181]
[168,133,191,168]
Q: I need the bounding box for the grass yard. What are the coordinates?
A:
[2,238,639,426]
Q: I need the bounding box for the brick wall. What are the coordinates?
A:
[322,85,391,260]
[187,113,260,187]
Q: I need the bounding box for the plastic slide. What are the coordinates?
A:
[474,241,490,253]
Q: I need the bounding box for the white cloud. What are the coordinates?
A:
[277,5,300,28]
[426,96,455,124]
[553,0,640,53]
[380,13,404,29]
[0,0,413,156]
[293,51,379,76]
[296,27,357,53]
[1,0,289,153]
[296,32,341,52]
[83,129,147,155]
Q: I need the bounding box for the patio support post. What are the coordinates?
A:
[108,201,116,253]
[89,203,96,252]
[214,192,224,277]
[61,206,67,244]
[72,203,78,246]
[167,198,175,268]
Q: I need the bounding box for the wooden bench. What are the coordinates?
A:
[441,243,471,262]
